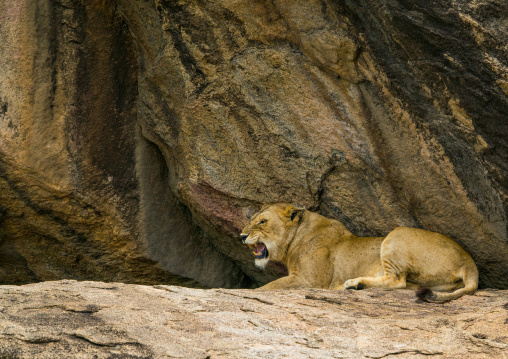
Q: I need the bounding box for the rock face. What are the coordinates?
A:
[0,280,507,358]
[0,0,507,288]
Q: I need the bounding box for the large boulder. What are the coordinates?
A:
[0,0,507,288]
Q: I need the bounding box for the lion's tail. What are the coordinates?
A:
[416,263,479,302]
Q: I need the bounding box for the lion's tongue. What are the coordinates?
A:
[255,243,266,254]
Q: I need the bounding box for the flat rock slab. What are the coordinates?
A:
[0,281,507,358]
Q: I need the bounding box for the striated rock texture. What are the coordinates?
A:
[0,0,507,288]
[0,280,507,358]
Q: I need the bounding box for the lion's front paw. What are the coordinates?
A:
[344,279,365,290]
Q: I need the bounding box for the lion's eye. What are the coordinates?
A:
[258,219,267,225]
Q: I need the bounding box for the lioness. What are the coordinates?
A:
[240,203,478,301]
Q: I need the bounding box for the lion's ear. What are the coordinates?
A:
[284,204,306,222]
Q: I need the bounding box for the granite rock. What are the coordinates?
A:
[0,0,507,288]
[0,280,507,358]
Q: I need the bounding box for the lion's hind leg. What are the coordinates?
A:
[344,273,407,290]
[343,251,410,290]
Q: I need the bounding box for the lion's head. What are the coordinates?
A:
[240,203,306,268]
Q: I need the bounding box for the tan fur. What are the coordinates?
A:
[240,203,478,301]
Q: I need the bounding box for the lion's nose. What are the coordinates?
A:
[240,234,248,242]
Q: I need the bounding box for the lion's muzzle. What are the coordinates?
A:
[249,243,268,259]
[240,233,269,260]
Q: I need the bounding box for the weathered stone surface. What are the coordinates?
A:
[0,280,507,358]
[0,0,507,288]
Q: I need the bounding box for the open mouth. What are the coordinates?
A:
[248,243,268,259]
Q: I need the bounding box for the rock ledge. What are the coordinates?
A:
[0,281,507,358]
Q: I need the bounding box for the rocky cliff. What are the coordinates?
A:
[0,0,507,288]
[0,281,507,358]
